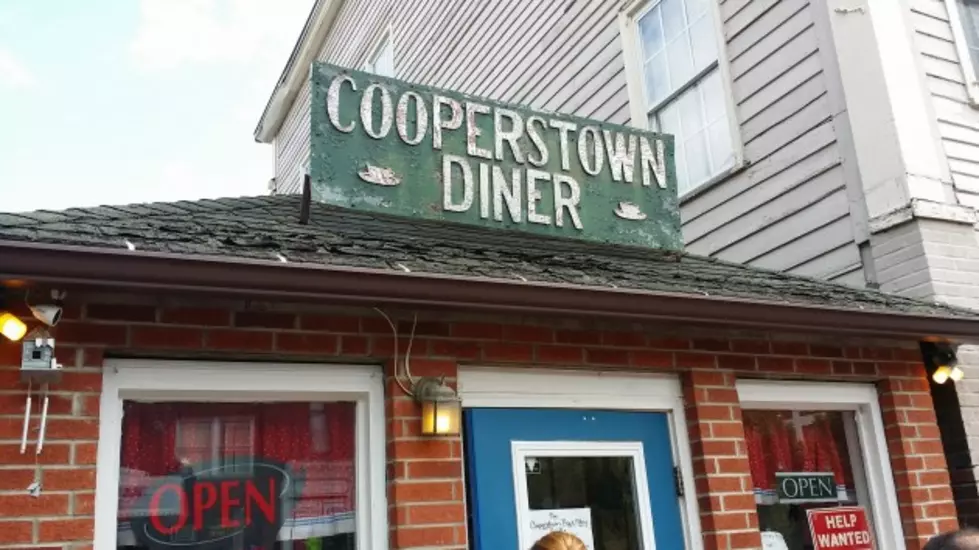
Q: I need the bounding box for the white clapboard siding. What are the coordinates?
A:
[271,0,863,287]
[909,0,979,211]
[683,0,858,279]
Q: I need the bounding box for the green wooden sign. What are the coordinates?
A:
[309,63,680,250]
[776,472,838,503]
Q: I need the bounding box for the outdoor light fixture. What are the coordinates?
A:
[0,290,27,342]
[414,376,461,436]
[0,311,27,342]
[929,342,962,384]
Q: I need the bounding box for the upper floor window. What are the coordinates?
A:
[947,0,979,105]
[363,31,395,77]
[631,0,737,195]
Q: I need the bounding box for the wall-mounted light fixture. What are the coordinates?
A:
[375,309,462,437]
[0,311,27,342]
[415,376,462,436]
[926,342,962,384]
[0,289,27,342]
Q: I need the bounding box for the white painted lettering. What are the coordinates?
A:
[478,162,490,220]
[526,169,551,226]
[442,155,474,212]
[327,75,357,133]
[549,119,577,171]
[553,174,582,229]
[466,101,493,159]
[526,116,549,167]
[494,108,525,163]
[577,126,604,176]
[433,95,463,150]
[492,166,522,223]
[640,136,667,189]
[360,83,393,139]
[602,130,637,182]
[396,91,428,146]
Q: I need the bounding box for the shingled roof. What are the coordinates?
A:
[0,194,975,322]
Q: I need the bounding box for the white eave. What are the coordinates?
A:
[253,0,344,144]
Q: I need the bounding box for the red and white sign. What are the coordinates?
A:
[807,507,875,550]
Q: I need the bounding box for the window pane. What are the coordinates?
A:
[525,456,643,550]
[708,120,734,174]
[677,86,704,136]
[117,401,357,550]
[666,39,695,93]
[686,0,710,20]
[689,13,717,72]
[702,69,726,123]
[742,410,874,550]
[644,53,670,105]
[661,0,686,42]
[684,131,711,186]
[638,6,665,58]
[652,68,732,194]
[654,102,687,191]
[960,2,979,77]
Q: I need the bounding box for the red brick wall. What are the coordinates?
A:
[0,296,959,549]
[683,370,759,550]
[881,375,960,548]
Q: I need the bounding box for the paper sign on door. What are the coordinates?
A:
[525,508,596,550]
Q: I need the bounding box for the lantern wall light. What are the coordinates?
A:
[414,376,462,436]
[375,309,462,436]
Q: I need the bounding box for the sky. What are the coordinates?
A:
[0,0,314,213]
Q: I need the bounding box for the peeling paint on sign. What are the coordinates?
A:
[309,62,681,250]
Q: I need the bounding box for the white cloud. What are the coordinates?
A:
[130,0,313,72]
[0,47,34,88]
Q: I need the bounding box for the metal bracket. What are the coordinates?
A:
[673,466,685,497]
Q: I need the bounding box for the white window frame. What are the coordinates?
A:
[944,0,979,106]
[363,25,396,77]
[458,367,704,550]
[511,441,658,550]
[736,380,906,550]
[619,0,745,198]
[93,359,387,550]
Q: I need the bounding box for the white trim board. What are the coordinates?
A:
[94,359,388,550]
[736,379,906,550]
[458,367,703,550]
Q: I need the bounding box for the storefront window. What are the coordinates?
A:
[742,410,870,550]
[116,401,356,550]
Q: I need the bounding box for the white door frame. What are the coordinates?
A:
[736,379,906,550]
[511,441,658,550]
[93,359,388,550]
[458,367,703,550]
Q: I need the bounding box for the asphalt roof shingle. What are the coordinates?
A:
[1,194,976,320]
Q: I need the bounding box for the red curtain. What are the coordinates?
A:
[118,401,356,521]
[745,412,850,494]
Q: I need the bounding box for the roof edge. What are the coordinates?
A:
[2,240,978,341]
[253,0,345,144]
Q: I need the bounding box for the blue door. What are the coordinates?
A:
[465,408,686,550]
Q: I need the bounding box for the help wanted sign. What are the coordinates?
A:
[807,507,875,550]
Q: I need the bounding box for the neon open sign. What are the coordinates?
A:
[131,460,293,550]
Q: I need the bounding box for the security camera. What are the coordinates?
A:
[28,289,66,328]
[30,304,62,327]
